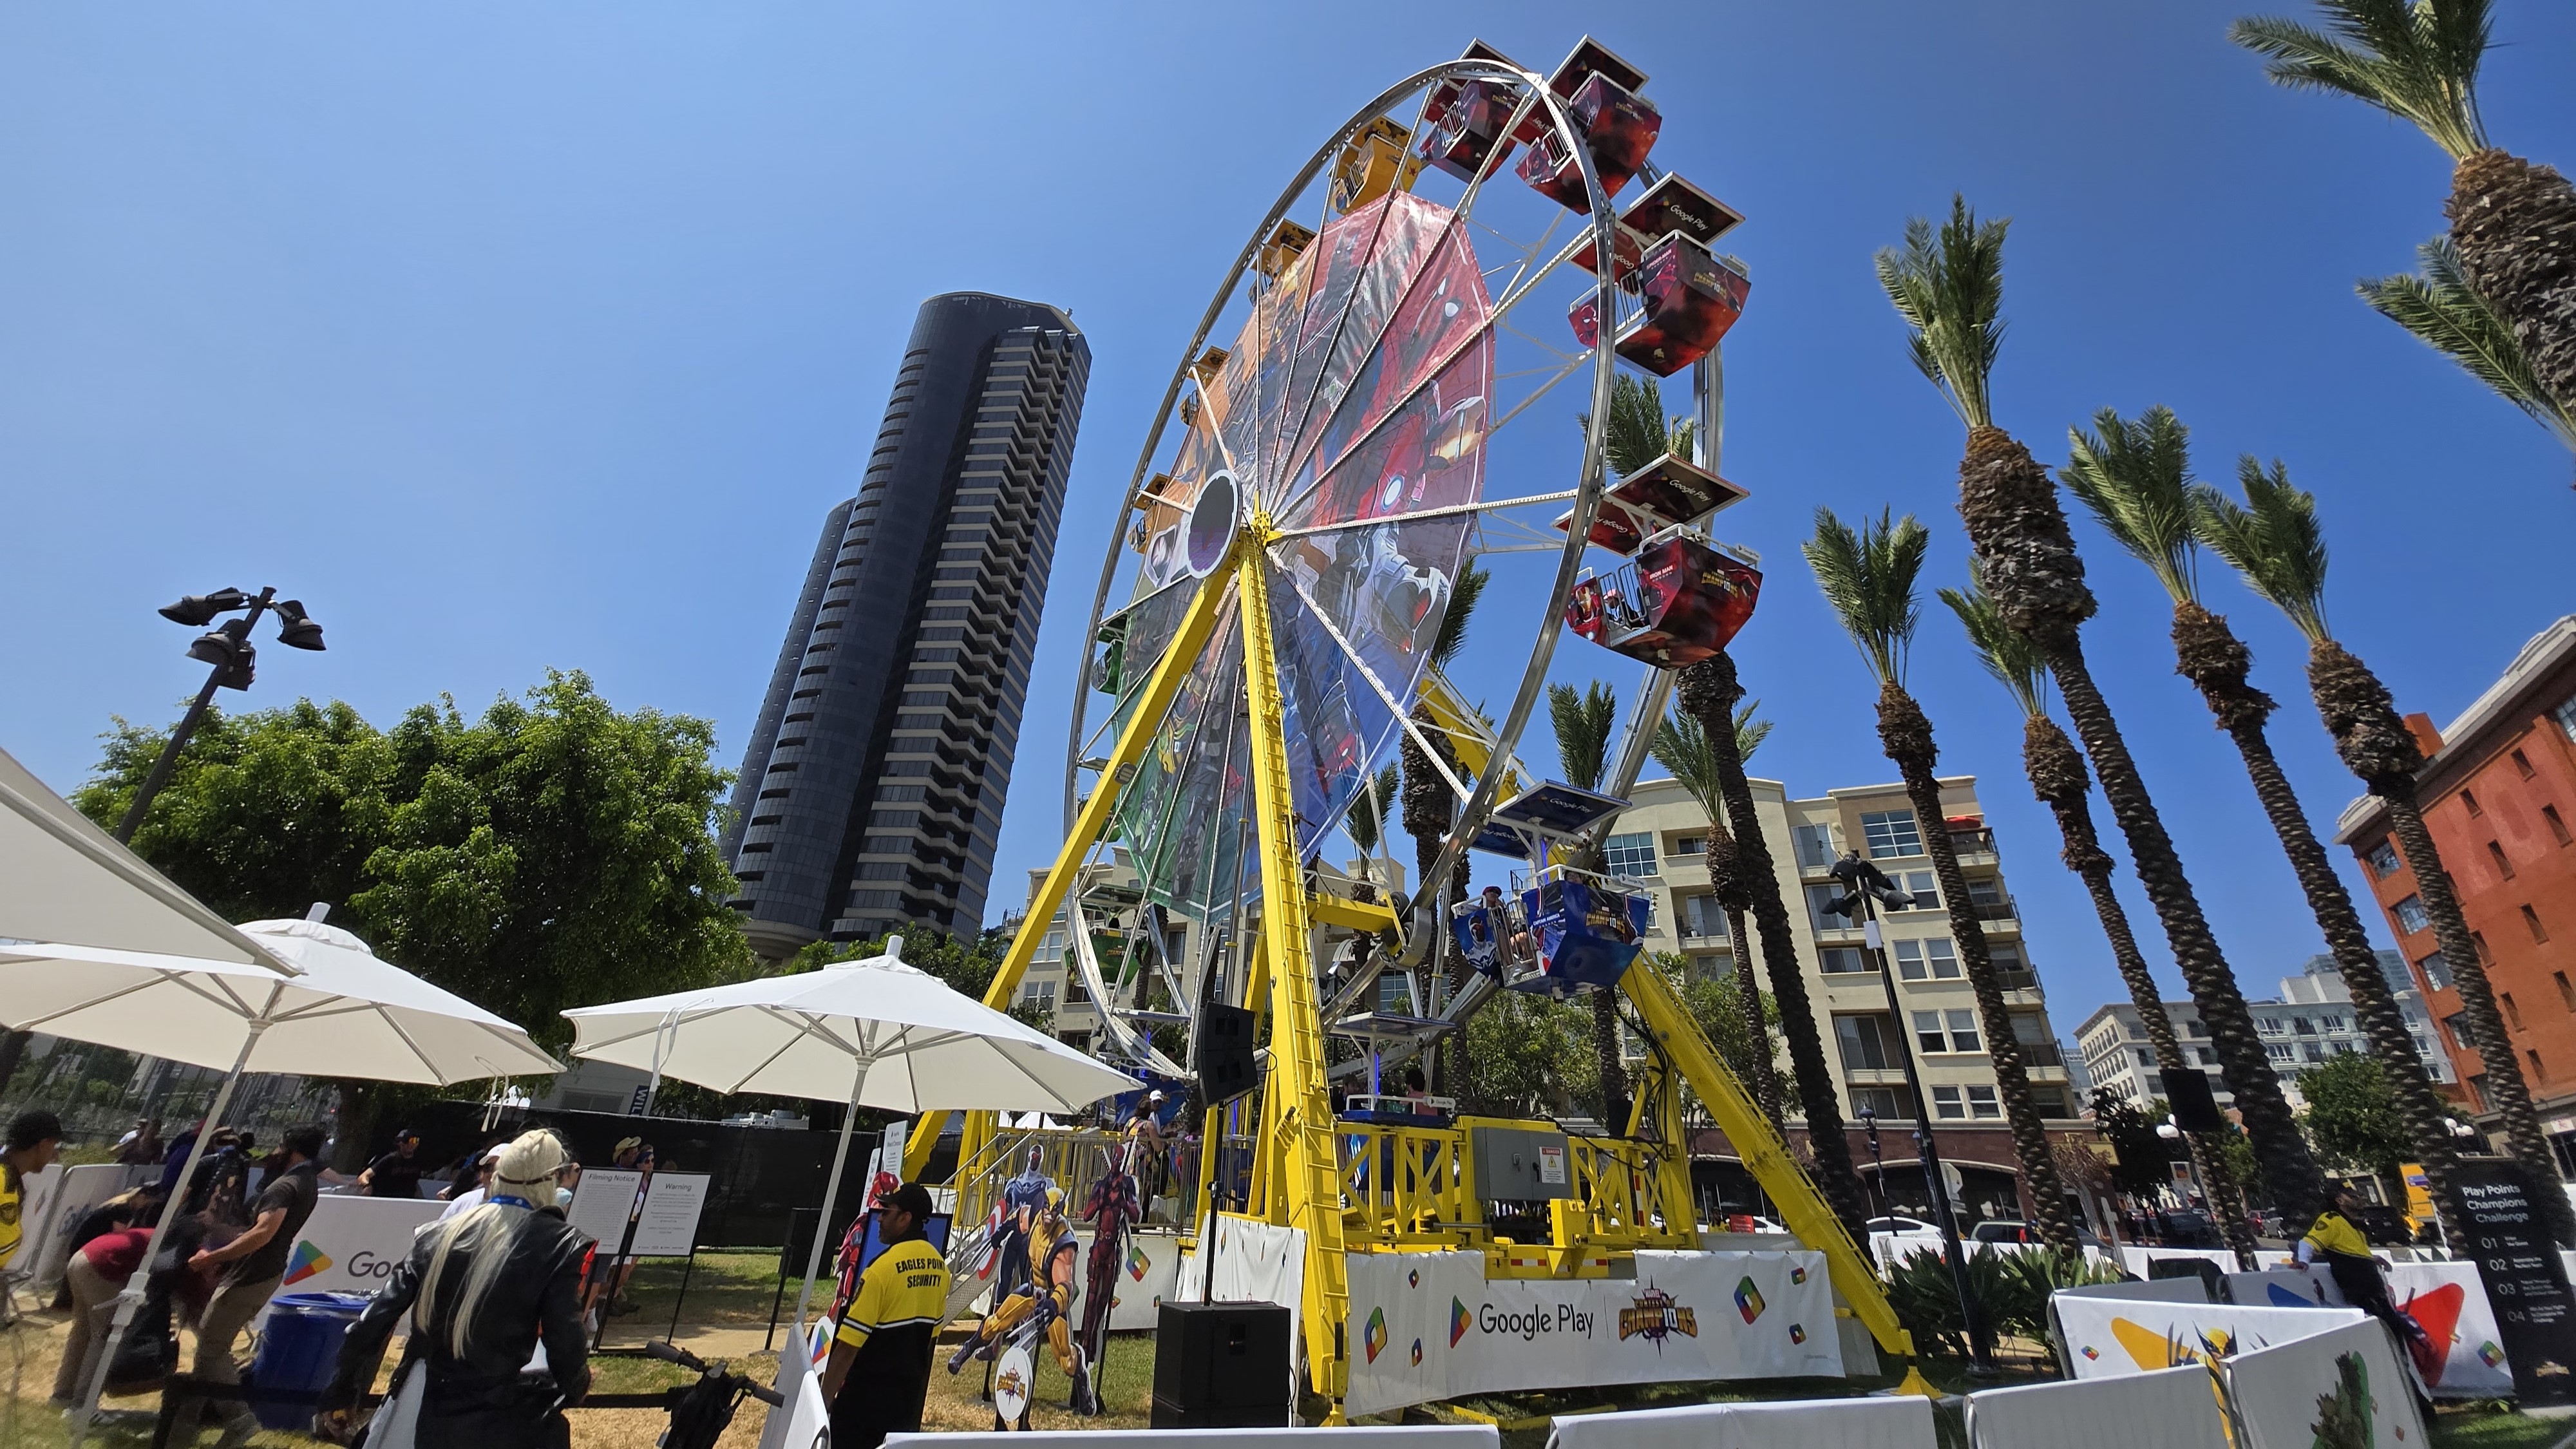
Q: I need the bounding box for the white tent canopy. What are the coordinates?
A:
[0,917,562,1082]
[0,744,294,972]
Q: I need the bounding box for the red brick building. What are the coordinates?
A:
[2337,616,2576,1176]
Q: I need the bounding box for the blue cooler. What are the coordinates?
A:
[249,1292,373,1429]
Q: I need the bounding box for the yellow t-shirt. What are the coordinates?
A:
[835,1236,950,1379]
[0,1168,22,1271]
[2304,1208,2371,1260]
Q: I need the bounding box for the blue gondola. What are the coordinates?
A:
[1515,869,1652,994]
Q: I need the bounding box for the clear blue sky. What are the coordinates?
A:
[5,5,2572,1037]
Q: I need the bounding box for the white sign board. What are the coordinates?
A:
[1962,1364,2229,1449]
[258,1195,446,1311]
[565,1168,644,1248]
[757,1323,831,1449]
[2383,1261,2514,1399]
[2053,1297,2362,1380]
[1101,1229,1182,1331]
[628,1172,710,1258]
[1343,1249,1841,1419]
[2223,1318,2429,1449]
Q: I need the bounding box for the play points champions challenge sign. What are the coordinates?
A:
[1344,1248,1841,1417]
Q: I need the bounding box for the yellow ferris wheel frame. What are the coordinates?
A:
[902,520,1918,1416]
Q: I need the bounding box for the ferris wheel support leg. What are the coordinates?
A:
[1617,957,1917,1367]
[902,561,1240,1183]
[1235,544,1350,1419]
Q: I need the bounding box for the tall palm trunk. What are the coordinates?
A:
[1403,704,1468,1101]
[1960,425,2326,1218]
[2448,149,2576,417]
[1875,682,2077,1251]
[2306,636,2576,1245]
[2025,713,2257,1260]
[1678,654,1870,1236]
[1703,826,1784,1129]
[2170,603,2467,1237]
[1561,830,1631,1132]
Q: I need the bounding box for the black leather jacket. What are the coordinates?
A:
[325,1203,592,1420]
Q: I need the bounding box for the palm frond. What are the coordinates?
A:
[1875,196,2010,431]
[1577,373,1676,478]
[1803,506,1931,687]
[1430,561,1492,672]
[2191,457,2335,643]
[1547,679,1619,793]
[1650,712,1727,829]
[2361,237,2576,451]
[1348,763,1399,854]
[1937,579,2052,719]
[2228,0,2489,160]
[1734,699,1773,765]
[2061,404,2204,604]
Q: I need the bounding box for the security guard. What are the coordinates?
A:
[820,1182,950,1449]
[1,1111,65,1273]
[2299,1186,2428,1358]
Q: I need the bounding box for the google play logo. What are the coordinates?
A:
[281,1240,332,1287]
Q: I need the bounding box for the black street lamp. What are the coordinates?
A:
[1821,849,1999,1374]
[113,586,327,842]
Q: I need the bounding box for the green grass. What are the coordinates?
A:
[595,1251,796,1344]
[2430,1405,2576,1449]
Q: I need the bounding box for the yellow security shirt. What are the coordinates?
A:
[835,1236,949,1385]
[2303,1208,2371,1260]
[0,1168,20,1271]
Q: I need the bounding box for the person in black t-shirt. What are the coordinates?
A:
[361,1128,427,1198]
[180,1124,325,1446]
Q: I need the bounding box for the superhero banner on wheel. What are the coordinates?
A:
[1342,1249,1841,1418]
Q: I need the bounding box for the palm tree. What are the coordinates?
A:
[2062,407,2467,1236]
[1943,580,2256,1258]
[1804,508,2078,1252]
[2360,238,2576,455]
[2231,0,2576,417]
[1651,699,1785,1128]
[2195,460,2575,1244]
[1580,372,1698,482]
[1673,655,1871,1235]
[1405,562,1490,1093]
[1877,194,2328,1220]
[1347,763,1401,898]
[1550,679,1632,1127]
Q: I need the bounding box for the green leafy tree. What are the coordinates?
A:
[1664,952,1799,1119]
[2063,406,2460,1241]
[1459,990,1596,1119]
[2231,0,2576,419]
[2196,464,2570,1244]
[2091,1090,2183,1202]
[1804,506,2075,1253]
[71,672,753,1160]
[1879,194,2325,1224]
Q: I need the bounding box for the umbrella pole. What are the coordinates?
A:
[70,1020,267,1449]
[788,1061,867,1337]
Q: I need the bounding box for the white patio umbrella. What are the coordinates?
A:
[562,934,1140,1329]
[1,914,564,1443]
[0,743,296,969]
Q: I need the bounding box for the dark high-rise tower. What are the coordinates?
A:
[723,292,1088,960]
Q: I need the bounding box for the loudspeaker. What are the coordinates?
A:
[1194,1003,1258,1104]
[1151,1300,1291,1427]
[2159,1068,2228,1134]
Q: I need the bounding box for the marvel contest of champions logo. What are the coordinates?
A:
[1617,1283,1698,1346]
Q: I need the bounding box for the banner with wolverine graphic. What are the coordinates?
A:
[1344,1249,1840,1417]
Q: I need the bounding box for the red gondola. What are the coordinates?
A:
[1565,528,1761,668]
[1569,235,1750,379]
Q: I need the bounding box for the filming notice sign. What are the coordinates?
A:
[2450,1158,2576,1407]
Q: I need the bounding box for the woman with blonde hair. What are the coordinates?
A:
[319,1129,592,1449]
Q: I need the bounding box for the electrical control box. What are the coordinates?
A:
[1470,1125,1575,1202]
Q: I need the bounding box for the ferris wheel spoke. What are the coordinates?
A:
[1271,488,1577,540]
[1267,197,1442,510]
[1485,345,1593,434]
[1269,553,1474,806]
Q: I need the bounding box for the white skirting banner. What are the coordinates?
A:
[1547,1394,1933,1449]
[2052,1296,2362,1380]
[2222,1319,2429,1449]
[2118,1247,2240,1280]
[1962,1363,2230,1449]
[1173,1215,1308,1345]
[888,1428,1497,1449]
[1102,1230,1182,1331]
[2385,1261,2514,1399]
[1344,1249,1841,1419]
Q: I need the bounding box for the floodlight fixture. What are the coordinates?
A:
[158,588,250,627]
[272,599,327,651]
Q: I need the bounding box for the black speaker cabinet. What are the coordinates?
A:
[2159,1066,2228,1134]
[1194,1003,1258,1104]
[1151,1300,1292,1428]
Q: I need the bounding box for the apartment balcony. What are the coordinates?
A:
[1947,828,1997,866]
[1972,899,2020,933]
[1844,1066,1909,1088]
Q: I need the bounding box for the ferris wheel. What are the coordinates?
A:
[1039,38,1765,1079]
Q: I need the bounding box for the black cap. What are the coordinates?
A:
[886,1182,935,1220]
